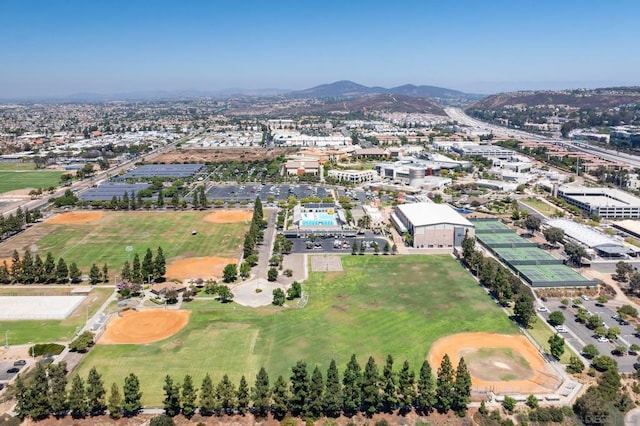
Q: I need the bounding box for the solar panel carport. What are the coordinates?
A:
[80,182,151,201]
[117,164,204,179]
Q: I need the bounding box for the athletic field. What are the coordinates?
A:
[76,255,518,406]
[0,163,63,194]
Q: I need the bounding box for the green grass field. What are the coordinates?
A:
[0,287,113,344]
[76,255,518,406]
[0,165,63,194]
[0,211,247,272]
[520,197,561,218]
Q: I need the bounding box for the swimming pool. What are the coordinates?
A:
[301,212,337,226]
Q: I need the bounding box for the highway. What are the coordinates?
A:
[445,107,640,168]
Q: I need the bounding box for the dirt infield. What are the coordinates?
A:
[204,210,253,224]
[166,256,236,281]
[46,211,103,225]
[429,333,561,395]
[99,310,190,344]
[310,255,344,272]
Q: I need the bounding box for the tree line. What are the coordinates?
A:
[120,246,166,284]
[0,206,42,242]
[242,197,265,261]
[13,353,472,422]
[0,249,107,285]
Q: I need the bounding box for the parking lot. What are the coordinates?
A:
[537,297,639,373]
[0,359,26,384]
[290,234,389,254]
[206,184,332,203]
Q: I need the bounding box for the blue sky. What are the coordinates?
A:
[1,0,639,97]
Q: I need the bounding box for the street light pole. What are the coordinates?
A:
[4,330,8,349]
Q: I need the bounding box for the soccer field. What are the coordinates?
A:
[76,255,517,406]
[0,211,247,273]
[0,170,63,194]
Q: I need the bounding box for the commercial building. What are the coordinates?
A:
[610,127,640,148]
[451,143,516,159]
[280,160,320,176]
[328,169,377,184]
[558,185,640,219]
[391,202,474,249]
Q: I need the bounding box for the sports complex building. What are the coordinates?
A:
[391,202,474,249]
[472,219,596,287]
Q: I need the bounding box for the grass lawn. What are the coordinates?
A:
[520,197,562,218]
[0,211,246,272]
[526,317,576,364]
[0,163,37,171]
[0,287,113,344]
[0,169,63,194]
[76,255,517,406]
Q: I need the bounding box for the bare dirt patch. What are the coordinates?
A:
[204,210,253,224]
[166,256,236,281]
[153,147,293,164]
[310,255,343,272]
[99,310,190,344]
[46,211,103,225]
[429,332,561,395]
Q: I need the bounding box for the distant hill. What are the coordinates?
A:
[468,87,640,110]
[287,80,482,106]
[268,93,446,117]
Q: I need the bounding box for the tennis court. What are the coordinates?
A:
[472,220,513,234]
[475,232,537,248]
[516,264,596,287]
[492,247,563,266]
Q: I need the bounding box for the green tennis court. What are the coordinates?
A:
[517,264,595,287]
[476,232,536,248]
[492,246,562,265]
[472,220,512,234]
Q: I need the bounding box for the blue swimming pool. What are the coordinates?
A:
[301,212,336,226]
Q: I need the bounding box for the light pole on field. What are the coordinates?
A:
[4,330,9,350]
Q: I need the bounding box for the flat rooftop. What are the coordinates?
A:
[559,185,640,208]
[0,296,85,320]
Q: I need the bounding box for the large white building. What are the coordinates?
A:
[391,202,474,249]
[328,169,377,184]
[558,185,640,219]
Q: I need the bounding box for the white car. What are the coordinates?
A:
[597,336,609,343]
[537,306,548,312]
[555,325,568,333]
[581,295,590,301]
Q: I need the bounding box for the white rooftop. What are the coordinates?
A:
[559,185,640,208]
[546,219,620,248]
[397,202,473,228]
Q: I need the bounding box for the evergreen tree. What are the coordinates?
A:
[44,252,56,282]
[216,374,236,415]
[142,248,154,282]
[48,362,68,418]
[121,260,131,282]
[361,356,380,417]
[69,262,81,283]
[102,263,109,283]
[254,197,263,221]
[453,357,471,417]
[289,360,310,417]
[380,354,398,412]
[416,360,435,414]
[33,254,44,283]
[122,373,142,417]
[86,366,107,416]
[130,191,137,210]
[89,263,101,285]
[69,375,88,418]
[154,246,166,279]
[137,191,143,208]
[397,360,416,414]
[237,375,250,415]
[342,354,362,415]
[56,257,69,283]
[131,253,142,284]
[181,375,197,418]
[323,359,342,418]
[10,249,21,282]
[271,375,290,419]
[163,375,181,417]
[0,260,11,284]
[199,374,215,416]
[308,366,324,418]
[157,190,164,207]
[252,367,271,417]
[435,354,455,413]
[171,191,180,208]
[14,376,31,420]
[29,364,51,420]
[20,249,34,283]
[107,383,122,419]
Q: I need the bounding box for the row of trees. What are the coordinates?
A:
[13,354,472,422]
[0,249,101,285]
[120,247,166,284]
[243,197,265,259]
[461,232,536,327]
[161,353,471,420]
[0,206,42,241]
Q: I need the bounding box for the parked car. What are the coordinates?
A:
[0,383,4,391]
[597,336,609,343]
[581,295,590,301]
[537,306,548,312]
[13,360,26,366]
[6,367,19,374]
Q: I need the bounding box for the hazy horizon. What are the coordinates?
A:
[2,0,639,98]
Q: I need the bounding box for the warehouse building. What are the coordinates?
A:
[391,202,474,249]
